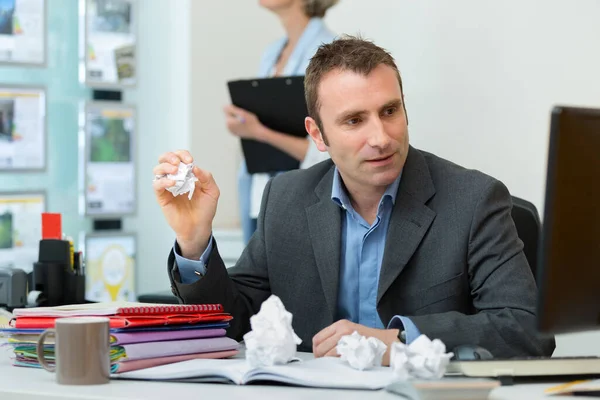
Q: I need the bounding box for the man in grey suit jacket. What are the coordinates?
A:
[153,36,554,363]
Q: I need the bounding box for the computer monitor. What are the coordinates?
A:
[537,105,600,334]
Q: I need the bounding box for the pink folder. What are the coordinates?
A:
[118,336,239,362]
[113,349,239,373]
[111,328,226,345]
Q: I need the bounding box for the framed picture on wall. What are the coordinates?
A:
[0,0,46,66]
[0,191,45,273]
[81,0,138,88]
[83,231,136,302]
[0,84,46,171]
[82,101,136,217]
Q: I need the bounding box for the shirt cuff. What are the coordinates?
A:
[388,315,422,344]
[173,236,213,284]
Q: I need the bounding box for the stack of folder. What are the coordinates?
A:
[0,302,239,373]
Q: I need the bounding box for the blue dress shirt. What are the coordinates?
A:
[175,168,421,343]
[330,169,420,343]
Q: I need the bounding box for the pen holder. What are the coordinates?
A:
[32,239,86,306]
[63,271,85,305]
[32,261,65,307]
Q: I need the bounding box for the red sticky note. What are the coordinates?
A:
[42,213,62,239]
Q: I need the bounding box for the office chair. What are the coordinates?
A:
[510,196,542,281]
[138,290,180,304]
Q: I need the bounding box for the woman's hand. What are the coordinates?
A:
[223,104,267,141]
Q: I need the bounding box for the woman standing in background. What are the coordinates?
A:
[224,0,338,244]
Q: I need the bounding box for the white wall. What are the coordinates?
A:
[124,0,191,293]
[325,0,600,357]
[188,2,283,228]
[129,1,283,292]
[326,0,600,215]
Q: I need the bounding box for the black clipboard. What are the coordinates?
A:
[227,76,308,174]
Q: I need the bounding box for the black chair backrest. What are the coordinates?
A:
[510,196,542,281]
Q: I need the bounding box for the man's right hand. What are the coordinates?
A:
[153,150,219,260]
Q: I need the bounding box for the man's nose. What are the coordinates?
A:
[367,117,392,149]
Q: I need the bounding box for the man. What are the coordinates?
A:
[153,36,555,363]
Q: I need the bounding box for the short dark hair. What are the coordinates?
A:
[305,35,407,141]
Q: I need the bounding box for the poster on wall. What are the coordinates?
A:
[0,191,45,273]
[83,0,137,88]
[84,102,136,217]
[0,0,46,65]
[0,85,46,170]
[84,232,136,302]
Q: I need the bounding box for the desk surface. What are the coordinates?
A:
[0,347,579,400]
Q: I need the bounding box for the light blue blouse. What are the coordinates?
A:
[257,17,337,78]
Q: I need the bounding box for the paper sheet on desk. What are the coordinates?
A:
[115,357,396,389]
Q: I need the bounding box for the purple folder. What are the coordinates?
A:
[118,336,239,362]
[111,328,226,345]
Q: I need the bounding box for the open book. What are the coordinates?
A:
[114,356,396,390]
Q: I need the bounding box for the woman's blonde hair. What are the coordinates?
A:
[303,0,339,18]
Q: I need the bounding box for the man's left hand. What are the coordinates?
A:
[312,320,400,366]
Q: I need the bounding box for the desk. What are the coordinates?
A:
[0,348,580,400]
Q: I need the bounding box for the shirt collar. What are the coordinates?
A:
[331,167,402,210]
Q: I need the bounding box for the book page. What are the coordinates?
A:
[244,357,395,390]
[114,358,250,384]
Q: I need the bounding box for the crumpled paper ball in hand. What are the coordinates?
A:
[390,334,454,380]
[336,331,387,370]
[243,295,302,368]
[155,162,199,200]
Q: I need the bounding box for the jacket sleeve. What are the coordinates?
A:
[167,180,274,341]
[408,180,556,358]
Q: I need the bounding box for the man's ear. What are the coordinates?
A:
[305,117,327,152]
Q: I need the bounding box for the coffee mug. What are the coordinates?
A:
[36,316,110,385]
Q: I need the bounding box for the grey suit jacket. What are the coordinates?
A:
[168,146,555,358]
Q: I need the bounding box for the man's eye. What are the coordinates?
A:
[384,107,397,116]
[347,118,360,126]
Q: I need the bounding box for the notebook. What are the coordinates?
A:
[115,356,396,389]
[6,328,227,345]
[12,314,232,329]
[14,336,240,363]
[113,350,239,373]
[12,336,240,373]
[386,378,500,400]
[12,302,223,317]
[12,349,240,374]
[0,321,230,335]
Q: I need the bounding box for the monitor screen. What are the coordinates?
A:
[537,106,600,334]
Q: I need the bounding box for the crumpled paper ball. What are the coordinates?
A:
[390,334,454,380]
[336,331,387,370]
[157,162,199,200]
[243,295,302,368]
